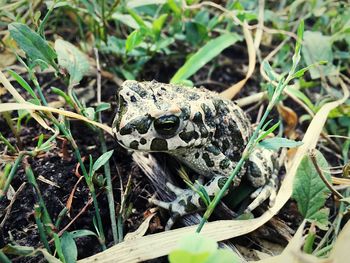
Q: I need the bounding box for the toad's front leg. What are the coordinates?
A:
[244,147,279,212]
[150,174,230,229]
[150,145,239,229]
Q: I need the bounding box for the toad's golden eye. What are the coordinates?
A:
[154,115,180,136]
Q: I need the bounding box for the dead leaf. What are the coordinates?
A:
[0,71,54,132]
[124,213,156,241]
[66,176,84,212]
[277,104,298,139]
[329,219,350,262]
[0,102,113,135]
[0,49,17,69]
[37,176,60,188]
[220,21,256,99]
[0,86,7,96]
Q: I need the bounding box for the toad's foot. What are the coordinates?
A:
[149,182,204,230]
[244,173,278,213]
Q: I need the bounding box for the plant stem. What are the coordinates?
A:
[303,223,316,254]
[53,233,66,263]
[0,152,24,200]
[0,132,16,153]
[99,130,119,243]
[313,244,333,257]
[94,47,119,244]
[72,142,106,250]
[38,0,57,37]
[34,205,52,253]
[55,207,68,229]
[0,251,11,263]
[24,159,54,233]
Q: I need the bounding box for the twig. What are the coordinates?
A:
[309,149,343,200]
[0,182,26,228]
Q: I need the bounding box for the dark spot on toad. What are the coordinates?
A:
[134,115,153,134]
[140,138,147,145]
[150,138,168,151]
[219,158,231,169]
[119,123,133,135]
[192,112,203,124]
[202,153,214,167]
[179,131,198,143]
[130,95,137,102]
[129,83,147,98]
[129,140,139,149]
[180,107,190,120]
[205,145,221,156]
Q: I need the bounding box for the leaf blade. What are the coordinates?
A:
[8,22,57,70]
[170,33,242,83]
[54,39,90,87]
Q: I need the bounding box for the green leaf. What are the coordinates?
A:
[197,184,211,207]
[301,31,337,79]
[169,233,216,263]
[8,22,58,70]
[295,20,304,56]
[292,61,328,78]
[61,232,77,263]
[127,0,167,8]
[2,245,61,263]
[257,121,280,142]
[70,229,98,239]
[292,150,332,228]
[127,8,147,29]
[169,233,239,263]
[92,150,114,172]
[53,233,65,263]
[1,244,35,256]
[167,0,181,16]
[259,137,303,151]
[125,30,145,52]
[285,86,315,112]
[206,249,241,263]
[95,103,111,113]
[112,13,140,29]
[37,134,44,148]
[262,60,276,81]
[310,208,330,230]
[54,39,90,87]
[51,87,74,107]
[170,33,242,83]
[7,69,39,101]
[185,21,207,45]
[152,14,168,39]
[84,107,95,121]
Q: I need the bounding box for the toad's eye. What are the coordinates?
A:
[154,115,180,136]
